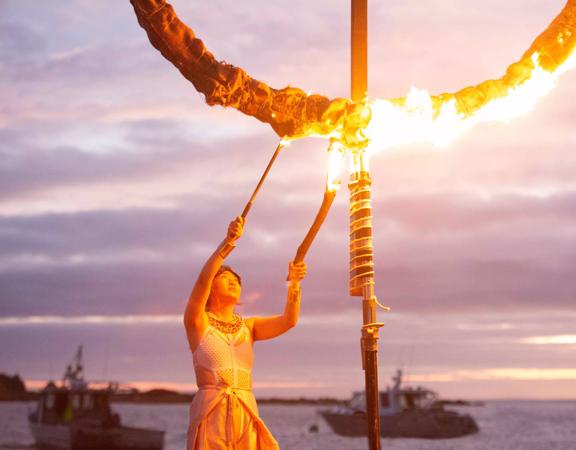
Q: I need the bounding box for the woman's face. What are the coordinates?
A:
[211,270,241,305]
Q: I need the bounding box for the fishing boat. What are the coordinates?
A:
[319,370,479,439]
[28,346,165,450]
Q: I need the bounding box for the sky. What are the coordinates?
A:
[1,0,575,400]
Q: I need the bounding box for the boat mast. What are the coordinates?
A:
[62,345,86,389]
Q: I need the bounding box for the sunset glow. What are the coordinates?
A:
[521,335,576,345]
[0,315,181,326]
[410,368,576,383]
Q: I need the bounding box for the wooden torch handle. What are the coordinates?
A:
[293,188,338,264]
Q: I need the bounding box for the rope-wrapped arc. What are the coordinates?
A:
[422,0,576,117]
[131,0,576,141]
[130,0,357,141]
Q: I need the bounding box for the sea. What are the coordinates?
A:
[1,401,575,450]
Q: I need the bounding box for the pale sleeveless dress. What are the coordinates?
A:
[187,321,280,450]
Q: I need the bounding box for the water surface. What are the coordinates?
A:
[1,400,575,449]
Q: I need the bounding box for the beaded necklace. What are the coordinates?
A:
[207,312,243,334]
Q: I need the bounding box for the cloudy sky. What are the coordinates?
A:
[1,0,575,400]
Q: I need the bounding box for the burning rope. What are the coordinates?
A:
[131,0,576,148]
[129,0,365,143]
[426,0,576,117]
[366,0,576,151]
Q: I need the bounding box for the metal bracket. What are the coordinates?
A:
[361,322,385,333]
[360,322,384,369]
[371,295,391,313]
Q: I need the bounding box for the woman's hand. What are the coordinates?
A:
[227,216,244,242]
[287,261,307,283]
[247,260,306,341]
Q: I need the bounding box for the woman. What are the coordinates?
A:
[184,216,306,449]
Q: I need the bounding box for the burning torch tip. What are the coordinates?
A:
[327,181,342,193]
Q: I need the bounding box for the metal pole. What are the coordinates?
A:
[350,1,382,449]
[351,0,368,102]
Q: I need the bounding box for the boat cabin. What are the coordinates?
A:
[348,387,439,415]
[28,346,164,450]
[30,382,119,428]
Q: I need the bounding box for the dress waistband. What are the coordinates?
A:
[198,384,252,392]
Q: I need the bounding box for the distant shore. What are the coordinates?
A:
[109,389,346,405]
[0,372,346,405]
[1,372,487,406]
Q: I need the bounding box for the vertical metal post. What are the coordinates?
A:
[351,0,368,102]
[350,1,382,449]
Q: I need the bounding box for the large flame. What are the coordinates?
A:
[326,49,576,190]
[364,50,576,153]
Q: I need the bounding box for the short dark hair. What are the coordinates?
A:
[215,265,242,286]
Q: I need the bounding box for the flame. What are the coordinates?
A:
[326,140,345,192]
[364,50,575,154]
[357,0,576,153]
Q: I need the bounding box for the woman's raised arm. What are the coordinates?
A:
[247,261,307,341]
[184,217,243,344]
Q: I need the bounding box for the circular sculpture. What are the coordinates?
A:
[131,0,576,147]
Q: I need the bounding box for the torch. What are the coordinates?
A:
[241,140,287,220]
[218,140,286,259]
[292,140,344,265]
[233,137,342,266]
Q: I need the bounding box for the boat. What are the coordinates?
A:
[319,369,479,439]
[28,346,165,450]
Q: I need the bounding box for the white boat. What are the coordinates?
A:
[320,369,479,439]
